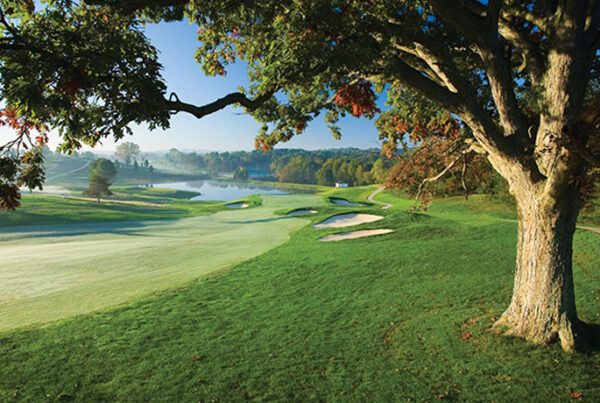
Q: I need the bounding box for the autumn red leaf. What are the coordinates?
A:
[295,120,306,133]
[569,391,583,399]
[334,80,380,118]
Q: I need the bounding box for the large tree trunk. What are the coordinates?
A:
[495,186,588,352]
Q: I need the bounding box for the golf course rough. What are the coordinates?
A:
[0,193,325,331]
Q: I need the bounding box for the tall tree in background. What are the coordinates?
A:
[114,142,141,165]
[0,0,599,351]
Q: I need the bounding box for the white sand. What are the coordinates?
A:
[313,213,384,228]
[330,197,360,207]
[287,209,317,216]
[226,202,249,209]
[318,229,394,242]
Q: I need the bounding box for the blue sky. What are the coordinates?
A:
[0,18,385,153]
[121,20,385,152]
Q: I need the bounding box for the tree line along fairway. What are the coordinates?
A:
[0,193,326,331]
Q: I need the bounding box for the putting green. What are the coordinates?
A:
[0,194,325,331]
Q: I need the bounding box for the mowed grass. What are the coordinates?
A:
[0,193,326,331]
[0,187,225,227]
[0,189,599,401]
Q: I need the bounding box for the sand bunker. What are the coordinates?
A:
[318,229,394,242]
[313,213,384,229]
[330,197,360,207]
[287,209,317,216]
[226,202,249,209]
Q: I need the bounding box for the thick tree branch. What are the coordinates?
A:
[497,23,545,85]
[536,2,596,178]
[0,7,20,39]
[385,47,527,164]
[486,0,503,30]
[415,154,461,203]
[432,1,529,142]
[585,0,600,50]
[392,44,453,90]
[166,89,277,119]
[83,0,189,14]
[412,43,458,93]
[461,156,469,200]
[458,0,546,86]
[429,0,486,41]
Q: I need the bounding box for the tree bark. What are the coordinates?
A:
[495,185,588,352]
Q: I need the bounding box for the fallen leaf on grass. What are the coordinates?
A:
[569,391,583,399]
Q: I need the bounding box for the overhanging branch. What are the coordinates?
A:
[83,0,189,14]
[415,155,462,203]
[414,140,481,203]
[166,89,277,119]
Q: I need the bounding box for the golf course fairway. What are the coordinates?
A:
[0,193,325,331]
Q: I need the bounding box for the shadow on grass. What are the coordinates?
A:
[227,216,294,224]
[0,219,170,241]
[582,322,600,352]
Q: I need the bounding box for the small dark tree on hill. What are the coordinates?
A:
[84,174,113,202]
[84,158,116,202]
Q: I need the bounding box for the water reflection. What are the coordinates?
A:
[153,180,288,201]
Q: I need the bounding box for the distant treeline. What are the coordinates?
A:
[165,148,393,186]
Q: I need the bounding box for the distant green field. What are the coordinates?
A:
[0,188,598,401]
[0,188,226,227]
[43,153,207,188]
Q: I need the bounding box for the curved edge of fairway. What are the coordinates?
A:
[0,193,326,333]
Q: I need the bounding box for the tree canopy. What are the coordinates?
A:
[89,158,117,182]
[84,173,113,202]
[0,0,599,351]
[84,158,115,202]
[114,142,141,165]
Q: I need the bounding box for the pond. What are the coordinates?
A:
[153,180,288,201]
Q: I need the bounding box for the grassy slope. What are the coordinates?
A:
[0,187,225,227]
[0,189,599,401]
[44,154,207,188]
[0,193,326,332]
